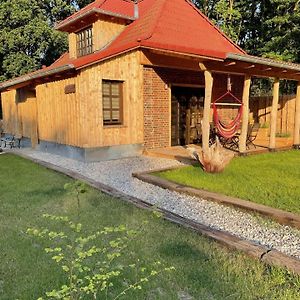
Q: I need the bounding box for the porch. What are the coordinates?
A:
[144,136,293,162]
[142,49,300,156]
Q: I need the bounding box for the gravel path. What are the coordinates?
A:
[12,149,300,259]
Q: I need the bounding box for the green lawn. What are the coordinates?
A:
[156,150,300,214]
[1,154,300,299]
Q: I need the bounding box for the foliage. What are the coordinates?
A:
[156,150,300,213]
[64,180,88,212]
[0,0,94,82]
[27,214,173,300]
[193,0,300,63]
[214,0,242,43]
[261,0,300,62]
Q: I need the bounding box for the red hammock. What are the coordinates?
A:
[213,91,243,139]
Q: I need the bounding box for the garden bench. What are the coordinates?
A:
[1,134,22,149]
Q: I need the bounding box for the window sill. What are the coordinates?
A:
[103,124,127,129]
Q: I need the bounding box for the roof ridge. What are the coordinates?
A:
[185,0,246,55]
[144,0,168,41]
[138,0,167,41]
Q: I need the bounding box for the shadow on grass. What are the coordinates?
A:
[159,241,209,261]
[23,186,66,198]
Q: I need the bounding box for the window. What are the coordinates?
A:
[77,27,93,57]
[102,80,123,126]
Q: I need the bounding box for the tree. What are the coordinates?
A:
[260,0,300,62]
[0,0,95,82]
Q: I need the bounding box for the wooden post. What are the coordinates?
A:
[293,82,300,148]
[269,78,280,150]
[239,75,251,154]
[185,108,191,145]
[202,70,213,153]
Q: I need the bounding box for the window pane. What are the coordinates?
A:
[103,110,111,121]
[111,84,120,96]
[103,96,111,109]
[112,98,120,109]
[102,83,110,95]
[112,110,120,121]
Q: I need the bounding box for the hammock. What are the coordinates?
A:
[213,91,243,139]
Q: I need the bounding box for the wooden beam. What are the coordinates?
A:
[269,78,280,150]
[245,65,255,69]
[239,75,251,153]
[293,82,300,147]
[202,70,213,153]
[185,109,191,145]
[199,63,207,71]
[224,62,236,66]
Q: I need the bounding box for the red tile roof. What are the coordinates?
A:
[56,0,136,31]
[0,0,246,90]
[72,0,245,68]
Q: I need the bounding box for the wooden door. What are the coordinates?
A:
[17,89,39,148]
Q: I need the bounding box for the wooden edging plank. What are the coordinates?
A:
[132,171,300,230]
[7,151,300,275]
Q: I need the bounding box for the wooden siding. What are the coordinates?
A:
[1,90,19,135]
[76,50,143,148]
[93,19,125,52]
[1,51,143,149]
[68,19,125,59]
[69,33,77,59]
[1,89,38,145]
[36,77,81,147]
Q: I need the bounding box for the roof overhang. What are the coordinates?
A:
[198,53,300,81]
[0,64,75,92]
[55,8,135,32]
[227,53,300,73]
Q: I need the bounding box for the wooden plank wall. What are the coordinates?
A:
[68,33,77,59]
[17,89,38,139]
[1,90,19,135]
[76,50,144,148]
[1,89,38,142]
[36,77,81,147]
[1,51,143,149]
[249,95,296,135]
[93,19,125,52]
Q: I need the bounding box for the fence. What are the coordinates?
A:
[249,95,296,136]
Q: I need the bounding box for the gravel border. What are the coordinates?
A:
[8,149,300,260]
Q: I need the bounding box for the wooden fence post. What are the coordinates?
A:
[239,75,251,154]
[202,70,213,153]
[294,82,300,148]
[269,78,280,151]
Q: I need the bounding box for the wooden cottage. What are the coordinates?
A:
[1,0,300,161]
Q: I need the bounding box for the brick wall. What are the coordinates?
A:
[143,66,244,149]
[143,67,205,149]
[143,67,169,149]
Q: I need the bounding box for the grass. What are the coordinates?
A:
[155,150,300,214]
[1,154,300,299]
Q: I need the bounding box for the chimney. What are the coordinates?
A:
[134,0,139,19]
